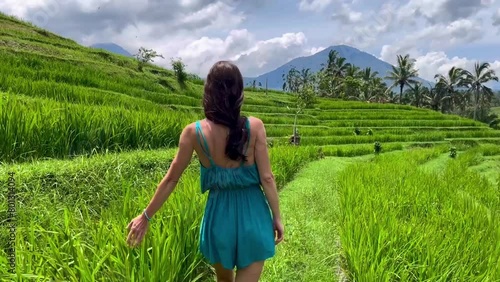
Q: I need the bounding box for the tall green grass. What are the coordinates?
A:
[0,93,197,163]
[0,146,320,280]
[336,148,500,281]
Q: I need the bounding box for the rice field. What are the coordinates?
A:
[0,12,499,281]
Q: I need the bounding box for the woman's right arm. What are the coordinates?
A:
[253,118,284,243]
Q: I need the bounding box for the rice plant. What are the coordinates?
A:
[336,148,500,281]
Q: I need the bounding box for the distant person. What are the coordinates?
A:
[126,61,284,282]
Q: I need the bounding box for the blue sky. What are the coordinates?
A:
[1,0,499,81]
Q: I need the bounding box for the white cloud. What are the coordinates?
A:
[175,1,245,32]
[331,3,363,24]
[151,30,309,78]
[309,46,326,55]
[298,0,334,12]
[379,19,483,64]
[0,0,51,17]
[414,51,500,82]
[398,0,492,24]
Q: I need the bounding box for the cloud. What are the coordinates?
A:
[309,46,326,55]
[331,3,363,24]
[298,0,334,12]
[336,1,400,48]
[173,2,245,32]
[166,30,308,77]
[229,32,308,76]
[493,8,500,27]
[399,0,492,24]
[413,51,500,83]
[380,19,483,64]
[0,0,246,38]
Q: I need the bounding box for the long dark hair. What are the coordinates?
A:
[203,61,248,162]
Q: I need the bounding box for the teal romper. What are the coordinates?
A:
[195,119,275,270]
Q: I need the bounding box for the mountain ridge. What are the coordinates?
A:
[243,45,432,91]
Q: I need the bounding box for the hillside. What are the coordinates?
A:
[243,45,431,90]
[0,12,499,281]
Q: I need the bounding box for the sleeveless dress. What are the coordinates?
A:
[195,119,276,270]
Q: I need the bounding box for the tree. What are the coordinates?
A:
[367,77,389,103]
[171,58,187,86]
[282,67,301,93]
[462,62,499,121]
[385,54,419,104]
[135,47,164,72]
[288,83,316,145]
[317,50,351,98]
[359,68,382,102]
[345,65,361,78]
[434,66,467,113]
[360,67,379,82]
[343,76,363,100]
[404,83,430,108]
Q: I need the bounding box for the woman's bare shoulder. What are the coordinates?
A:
[248,116,264,130]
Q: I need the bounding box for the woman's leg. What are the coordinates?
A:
[235,261,264,282]
[213,263,235,282]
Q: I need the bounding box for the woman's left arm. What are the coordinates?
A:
[127,124,195,247]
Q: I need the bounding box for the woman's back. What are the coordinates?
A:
[194,117,261,193]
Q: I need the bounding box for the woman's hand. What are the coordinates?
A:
[273,218,284,245]
[126,214,149,247]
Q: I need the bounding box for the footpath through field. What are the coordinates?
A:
[260,156,370,282]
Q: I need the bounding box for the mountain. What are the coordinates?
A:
[90,43,133,57]
[244,45,431,90]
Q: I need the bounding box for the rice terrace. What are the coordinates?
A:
[1,8,500,282]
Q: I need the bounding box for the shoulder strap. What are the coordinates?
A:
[195,121,214,165]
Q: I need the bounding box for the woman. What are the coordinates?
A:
[126,61,284,282]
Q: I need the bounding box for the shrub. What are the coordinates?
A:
[171,58,187,87]
[374,141,382,154]
[449,146,457,158]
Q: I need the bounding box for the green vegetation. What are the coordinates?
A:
[337,147,499,281]
[282,48,499,127]
[260,156,369,282]
[0,12,499,281]
[0,146,320,281]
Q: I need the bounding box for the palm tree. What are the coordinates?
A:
[345,65,361,78]
[321,49,339,73]
[318,50,339,97]
[299,68,313,91]
[434,66,467,113]
[385,54,419,104]
[369,77,389,103]
[404,82,430,108]
[331,56,351,78]
[462,62,499,120]
[361,67,379,82]
[358,68,381,101]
